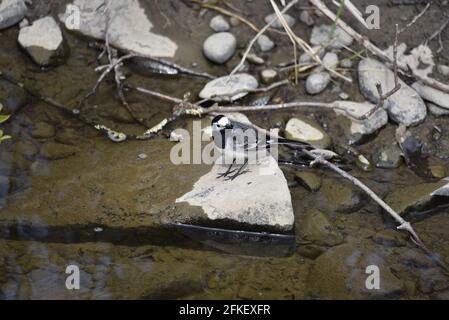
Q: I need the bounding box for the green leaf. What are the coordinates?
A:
[0,114,10,124]
[0,135,11,143]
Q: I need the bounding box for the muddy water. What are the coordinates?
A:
[1,1,449,299]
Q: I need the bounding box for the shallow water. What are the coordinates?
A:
[1,0,449,300]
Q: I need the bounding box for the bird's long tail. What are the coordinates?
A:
[273,137,313,150]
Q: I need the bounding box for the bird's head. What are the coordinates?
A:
[211,115,233,132]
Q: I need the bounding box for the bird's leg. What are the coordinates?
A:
[227,159,249,181]
[217,158,237,178]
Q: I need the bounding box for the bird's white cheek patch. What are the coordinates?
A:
[217,117,230,127]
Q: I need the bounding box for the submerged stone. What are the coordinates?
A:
[385,178,449,216]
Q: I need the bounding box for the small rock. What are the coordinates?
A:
[199,73,259,102]
[0,0,27,30]
[295,171,322,192]
[372,229,406,247]
[18,17,28,28]
[437,64,449,76]
[245,53,264,65]
[299,46,325,64]
[256,34,274,52]
[229,16,240,27]
[30,121,56,139]
[18,16,64,66]
[137,153,148,160]
[412,81,449,110]
[339,92,349,100]
[385,178,449,216]
[428,103,449,117]
[297,244,326,259]
[299,10,314,26]
[55,128,79,145]
[430,165,446,179]
[359,59,427,126]
[40,142,79,160]
[209,15,230,32]
[299,208,343,247]
[169,131,184,142]
[203,32,236,64]
[356,154,373,172]
[322,52,338,71]
[375,144,403,169]
[305,72,330,95]
[310,24,353,49]
[260,69,278,85]
[284,117,331,149]
[264,13,296,30]
[340,58,353,68]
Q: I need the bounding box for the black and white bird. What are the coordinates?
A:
[211,115,311,180]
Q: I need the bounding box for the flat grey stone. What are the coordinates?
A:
[358,58,427,126]
[310,24,353,49]
[412,81,449,110]
[209,15,230,32]
[306,72,330,95]
[199,73,258,102]
[0,0,27,30]
[60,0,178,58]
[18,16,63,66]
[385,178,449,216]
[428,103,449,117]
[264,13,296,30]
[256,34,275,52]
[176,155,294,231]
[333,100,389,136]
[203,32,236,64]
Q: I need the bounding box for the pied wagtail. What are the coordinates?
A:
[211,115,311,180]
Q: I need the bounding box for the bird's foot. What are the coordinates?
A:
[225,169,250,181]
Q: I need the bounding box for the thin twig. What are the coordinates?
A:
[228,0,299,79]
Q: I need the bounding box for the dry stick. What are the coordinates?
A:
[374,24,401,115]
[229,0,299,78]
[426,16,449,54]
[239,120,449,271]
[269,0,352,83]
[309,0,449,94]
[398,2,431,34]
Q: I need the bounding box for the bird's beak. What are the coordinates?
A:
[225,124,233,130]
